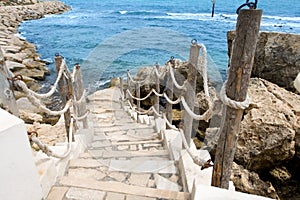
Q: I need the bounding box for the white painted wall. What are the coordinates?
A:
[0,108,42,200]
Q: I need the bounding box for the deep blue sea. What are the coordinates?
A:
[19,0,300,91]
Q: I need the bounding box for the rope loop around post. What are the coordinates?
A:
[219,80,250,110]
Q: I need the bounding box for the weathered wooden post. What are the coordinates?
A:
[120,77,124,99]
[183,42,200,145]
[73,64,88,129]
[166,66,173,127]
[0,51,19,116]
[136,82,140,120]
[55,54,74,141]
[211,8,262,188]
[154,64,160,118]
[127,70,133,106]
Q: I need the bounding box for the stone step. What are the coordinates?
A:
[58,177,190,200]
[109,159,177,174]
[92,133,160,143]
[93,125,155,132]
[87,149,170,159]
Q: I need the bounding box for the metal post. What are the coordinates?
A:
[211,9,262,189]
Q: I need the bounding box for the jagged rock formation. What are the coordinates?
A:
[236,78,299,171]
[228,31,300,92]
[231,162,279,199]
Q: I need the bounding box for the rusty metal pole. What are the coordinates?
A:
[183,42,200,146]
[211,9,262,189]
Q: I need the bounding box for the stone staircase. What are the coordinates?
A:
[47,87,190,200]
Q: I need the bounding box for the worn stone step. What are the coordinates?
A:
[69,158,110,168]
[109,159,177,174]
[59,177,190,200]
[47,186,69,200]
[65,187,106,200]
[87,149,169,159]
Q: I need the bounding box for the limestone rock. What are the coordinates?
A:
[203,78,299,171]
[231,162,279,199]
[228,31,300,91]
[269,166,292,183]
[5,60,26,71]
[236,78,297,170]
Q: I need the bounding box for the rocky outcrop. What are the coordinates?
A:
[228,31,300,92]
[0,1,71,92]
[235,78,299,171]
[231,162,279,199]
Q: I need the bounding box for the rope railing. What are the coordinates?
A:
[30,116,74,159]
[1,54,90,159]
[121,42,216,169]
[168,66,187,90]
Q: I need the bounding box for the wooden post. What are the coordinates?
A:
[166,66,173,127]
[183,44,200,145]
[73,64,88,129]
[55,55,74,141]
[0,52,19,116]
[127,70,133,106]
[154,64,160,118]
[211,9,262,189]
[120,77,124,99]
[136,82,140,120]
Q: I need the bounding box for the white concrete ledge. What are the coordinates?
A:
[0,108,43,200]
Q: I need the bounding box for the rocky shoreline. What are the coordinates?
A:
[0,1,71,144]
[1,1,300,199]
[0,0,70,93]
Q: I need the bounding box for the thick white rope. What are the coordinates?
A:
[31,117,73,159]
[25,91,72,116]
[168,66,186,90]
[162,113,178,130]
[219,80,250,110]
[154,66,166,78]
[127,70,147,85]
[163,93,181,105]
[198,44,210,98]
[152,88,164,97]
[152,106,162,118]
[181,96,213,122]
[73,110,90,121]
[74,89,86,104]
[135,106,154,115]
[15,60,66,99]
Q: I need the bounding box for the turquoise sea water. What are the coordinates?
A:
[20,0,300,90]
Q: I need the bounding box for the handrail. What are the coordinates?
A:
[1,54,89,159]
